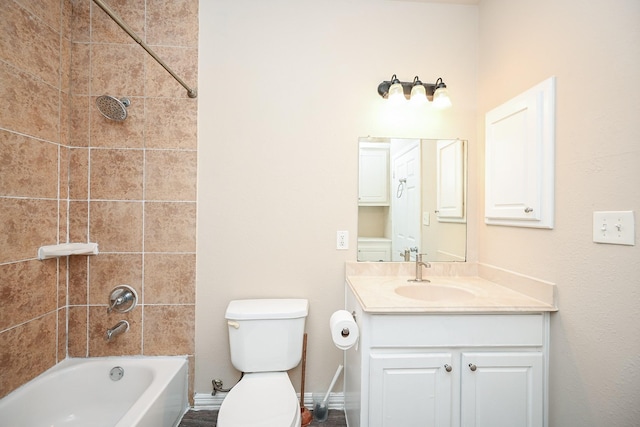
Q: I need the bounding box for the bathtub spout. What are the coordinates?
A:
[105,320,130,342]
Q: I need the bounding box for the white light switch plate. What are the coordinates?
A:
[593,211,635,245]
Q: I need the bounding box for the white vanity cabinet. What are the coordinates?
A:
[359,143,390,206]
[345,286,549,427]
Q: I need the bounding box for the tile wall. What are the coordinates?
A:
[0,0,198,400]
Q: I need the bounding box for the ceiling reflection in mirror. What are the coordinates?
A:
[358,137,467,262]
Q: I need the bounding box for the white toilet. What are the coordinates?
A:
[217,298,309,427]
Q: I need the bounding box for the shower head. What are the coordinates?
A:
[96,95,131,121]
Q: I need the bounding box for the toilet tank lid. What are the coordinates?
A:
[225,299,309,320]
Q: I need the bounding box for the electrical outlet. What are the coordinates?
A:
[593,211,635,245]
[336,231,349,250]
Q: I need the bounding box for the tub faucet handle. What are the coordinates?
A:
[107,285,138,313]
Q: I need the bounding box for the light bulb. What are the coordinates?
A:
[433,86,452,109]
[388,81,406,105]
[410,83,427,106]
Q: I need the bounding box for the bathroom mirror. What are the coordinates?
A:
[358,137,467,262]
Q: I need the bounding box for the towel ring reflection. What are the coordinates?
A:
[396,178,407,198]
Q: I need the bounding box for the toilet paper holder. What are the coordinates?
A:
[341,311,357,337]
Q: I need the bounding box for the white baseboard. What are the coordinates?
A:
[193,392,344,411]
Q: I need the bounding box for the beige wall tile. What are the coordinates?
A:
[143,305,194,355]
[0,313,57,399]
[88,306,142,356]
[88,253,142,305]
[90,149,144,200]
[144,202,196,252]
[144,46,198,99]
[59,146,70,200]
[0,199,58,264]
[58,258,69,308]
[0,62,60,143]
[0,1,61,88]
[144,98,197,150]
[146,0,198,47]
[0,130,58,199]
[70,95,90,147]
[0,260,57,330]
[18,0,63,32]
[91,44,144,97]
[144,254,196,304]
[68,305,88,357]
[68,201,88,242]
[59,199,69,244]
[71,43,90,95]
[145,150,197,201]
[90,0,145,45]
[71,0,90,43]
[89,201,143,252]
[69,148,88,199]
[68,255,88,305]
[61,37,71,94]
[57,307,67,361]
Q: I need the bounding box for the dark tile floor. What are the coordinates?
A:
[178,409,347,426]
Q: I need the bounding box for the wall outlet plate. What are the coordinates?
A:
[336,230,349,250]
[593,211,635,245]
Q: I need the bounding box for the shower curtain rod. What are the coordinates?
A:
[92,0,197,98]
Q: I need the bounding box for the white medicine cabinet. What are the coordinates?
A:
[484,77,556,228]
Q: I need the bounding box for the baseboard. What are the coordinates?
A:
[193,392,345,411]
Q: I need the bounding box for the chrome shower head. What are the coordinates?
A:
[96,95,131,121]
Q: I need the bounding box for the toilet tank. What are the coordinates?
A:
[225,299,309,373]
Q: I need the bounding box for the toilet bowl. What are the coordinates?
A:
[217,372,300,427]
[218,299,309,427]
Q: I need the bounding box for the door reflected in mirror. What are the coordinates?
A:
[358,137,467,262]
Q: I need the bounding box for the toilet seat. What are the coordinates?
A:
[217,372,301,427]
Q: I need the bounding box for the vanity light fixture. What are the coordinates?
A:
[377,75,452,108]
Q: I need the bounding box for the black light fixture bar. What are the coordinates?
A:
[377,75,447,101]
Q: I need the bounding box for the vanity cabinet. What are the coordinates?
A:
[359,143,390,206]
[345,286,549,427]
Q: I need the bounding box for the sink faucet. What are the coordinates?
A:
[409,253,431,283]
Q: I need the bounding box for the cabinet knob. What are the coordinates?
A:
[444,364,452,372]
[524,207,533,213]
[468,363,477,372]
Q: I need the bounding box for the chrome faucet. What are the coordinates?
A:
[409,253,431,283]
[105,320,129,342]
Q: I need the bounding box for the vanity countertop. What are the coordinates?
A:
[345,262,558,314]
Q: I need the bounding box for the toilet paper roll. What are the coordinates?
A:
[330,310,359,350]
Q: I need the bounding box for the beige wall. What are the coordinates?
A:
[477,0,640,425]
[1,0,198,400]
[197,0,479,394]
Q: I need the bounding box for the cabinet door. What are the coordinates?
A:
[359,144,390,206]
[484,77,555,228]
[461,352,544,427]
[369,353,453,427]
[357,241,391,262]
[436,139,465,221]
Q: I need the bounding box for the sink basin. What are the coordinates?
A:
[395,284,477,302]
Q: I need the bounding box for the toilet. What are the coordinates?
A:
[217,298,309,427]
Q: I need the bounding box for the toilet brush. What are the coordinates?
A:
[313,364,343,422]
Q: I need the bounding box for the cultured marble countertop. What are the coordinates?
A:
[345,262,558,314]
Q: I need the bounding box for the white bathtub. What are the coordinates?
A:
[0,356,189,427]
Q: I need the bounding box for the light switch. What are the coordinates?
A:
[422,211,430,226]
[593,211,635,245]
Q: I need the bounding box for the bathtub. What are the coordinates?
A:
[0,356,188,427]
